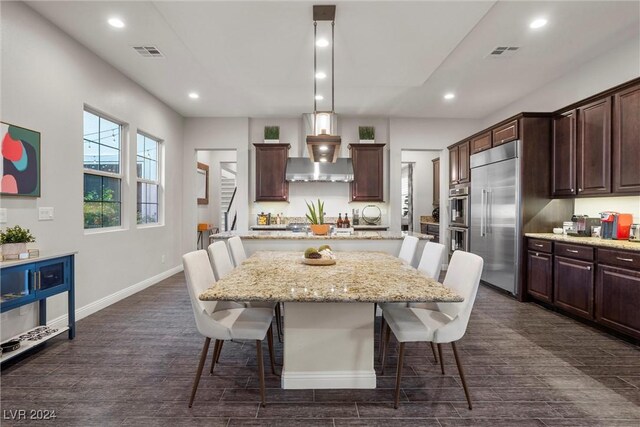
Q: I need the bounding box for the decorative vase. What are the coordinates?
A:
[310,224,330,236]
[1,243,27,260]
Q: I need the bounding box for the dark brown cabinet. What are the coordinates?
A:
[432,158,440,206]
[254,143,289,201]
[577,98,611,196]
[596,264,640,339]
[448,142,470,187]
[552,111,577,196]
[527,251,553,303]
[612,84,640,194]
[350,143,384,202]
[471,132,491,154]
[420,223,440,243]
[493,120,519,147]
[554,256,595,320]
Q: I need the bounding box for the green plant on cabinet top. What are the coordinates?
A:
[264,126,280,140]
[359,126,375,141]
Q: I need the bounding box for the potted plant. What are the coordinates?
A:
[305,199,330,235]
[359,126,375,143]
[1,225,35,260]
[264,126,280,143]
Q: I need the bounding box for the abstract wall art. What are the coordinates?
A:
[1,122,41,197]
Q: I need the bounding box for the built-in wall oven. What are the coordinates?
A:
[448,185,470,255]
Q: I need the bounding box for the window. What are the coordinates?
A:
[136,133,160,225]
[83,110,122,229]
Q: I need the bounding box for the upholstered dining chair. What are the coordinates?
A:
[182,250,276,408]
[398,235,419,265]
[379,242,446,363]
[381,250,484,410]
[209,240,283,343]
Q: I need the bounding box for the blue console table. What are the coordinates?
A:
[1,252,76,363]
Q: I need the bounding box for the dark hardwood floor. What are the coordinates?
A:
[2,272,639,426]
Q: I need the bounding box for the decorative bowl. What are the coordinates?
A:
[302,258,336,266]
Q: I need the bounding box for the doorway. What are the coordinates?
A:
[400,150,441,233]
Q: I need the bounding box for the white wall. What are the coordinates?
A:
[0,2,184,339]
[402,150,441,232]
[182,118,249,252]
[482,37,640,127]
[575,196,640,224]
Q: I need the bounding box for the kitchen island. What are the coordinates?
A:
[200,251,461,389]
[210,231,431,267]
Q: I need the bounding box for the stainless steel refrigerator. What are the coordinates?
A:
[470,140,520,295]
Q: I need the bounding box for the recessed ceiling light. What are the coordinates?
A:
[319,145,329,151]
[529,18,547,29]
[316,39,329,48]
[444,93,455,100]
[315,72,327,79]
[108,17,125,28]
[315,95,324,101]
[188,92,200,99]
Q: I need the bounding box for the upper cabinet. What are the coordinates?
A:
[470,132,491,154]
[492,119,519,147]
[432,157,440,206]
[612,83,640,193]
[254,143,290,201]
[551,80,640,198]
[552,111,577,196]
[350,143,384,202]
[448,141,470,187]
[577,98,611,196]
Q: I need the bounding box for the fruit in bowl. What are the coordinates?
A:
[304,246,335,260]
[304,247,319,259]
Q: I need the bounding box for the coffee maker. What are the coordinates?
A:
[570,215,600,237]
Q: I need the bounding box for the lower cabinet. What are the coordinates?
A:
[596,265,640,339]
[553,256,595,319]
[527,251,553,303]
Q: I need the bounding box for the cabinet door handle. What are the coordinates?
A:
[616,257,634,262]
[32,272,38,291]
[534,244,544,247]
[578,188,583,192]
[535,252,540,256]
[566,249,579,253]
[570,188,574,192]
[586,266,591,270]
[37,272,42,290]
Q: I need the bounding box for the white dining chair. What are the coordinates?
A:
[182,250,276,408]
[379,242,446,363]
[398,235,419,265]
[209,240,283,342]
[381,250,484,410]
[227,236,247,265]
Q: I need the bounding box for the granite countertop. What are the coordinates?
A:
[199,251,462,303]
[419,216,439,225]
[525,233,640,252]
[211,231,431,240]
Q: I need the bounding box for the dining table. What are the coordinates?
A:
[199,250,463,389]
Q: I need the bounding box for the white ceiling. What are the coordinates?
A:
[27,1,640,119]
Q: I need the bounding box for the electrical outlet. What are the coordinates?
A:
[38,207,54,221]
[0,208,7,224]
[161,254,166,264]
[19,305,29,316]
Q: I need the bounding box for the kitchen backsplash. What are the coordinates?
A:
[574,196,640,223]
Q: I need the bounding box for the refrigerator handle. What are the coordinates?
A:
[487,189,492,234]
[480,189,486,237]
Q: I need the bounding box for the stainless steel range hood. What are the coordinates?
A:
[285,157,354,182]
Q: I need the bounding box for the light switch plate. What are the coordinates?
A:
[38,207,54,221]
[0,208,7,223]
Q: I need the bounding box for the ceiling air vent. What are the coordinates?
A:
[486,46,520,58]
[133,46,164,58]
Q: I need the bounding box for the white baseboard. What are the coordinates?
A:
[281,369,376,389]
[47,265,183,329]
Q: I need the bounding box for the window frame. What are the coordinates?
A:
[136,130,163,227]
[83,108,126,232]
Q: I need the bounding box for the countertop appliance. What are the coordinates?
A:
[630,224,640,242]
[470,140,520,295]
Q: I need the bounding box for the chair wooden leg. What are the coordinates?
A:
[256,340,266,407]
[215,339,224,363]
[267,325,277,376]
[189,337,211,408]
[380,323,391,375]
[430,342,439,364]
[451,342,472,410]
[209,339,221,374]
[275,303,283,343]
[437,343,445,375]
[394,342,406,409]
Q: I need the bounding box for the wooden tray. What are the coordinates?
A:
[301,258,336,266]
